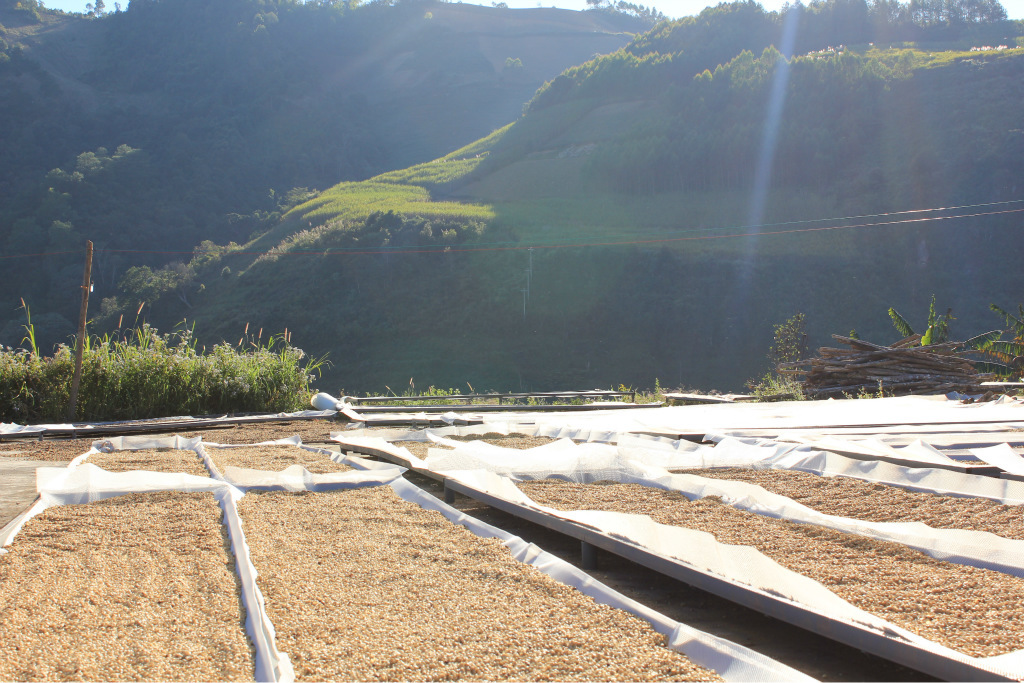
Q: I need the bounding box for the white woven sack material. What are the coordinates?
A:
[92,434,204,454]
[527,423,621,443]
[0,422,44,435]
[221,464,404,491]
[1,465,292,683]
[789,435,961,467]
[424,440,621,479]
[330,452,409,473]
[425,435,759,476]
[440,468,1024,680]
[734,440,1024,505]
[200,438,406,487]
[330,434,427,468]
[387,475,814,682]
[615,432,706,453]
[34,462,225,506]
[901,439,963,464]
[971,443,1024,477]
[332,427,426,442]
[697,435,801,465]
[471,395,1024,446]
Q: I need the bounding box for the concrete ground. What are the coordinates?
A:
[0,451,68,528]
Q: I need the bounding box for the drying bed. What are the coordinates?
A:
[519,480,1024,658]
[0,491,255,681]
[85,448,209,477]
[207,445,351,474]
[679,467,1024,540]
[237,487,721,682]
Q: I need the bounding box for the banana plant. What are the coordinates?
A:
[887,296,1017,377]
[975,304,1024,377]
[887,295,954,345]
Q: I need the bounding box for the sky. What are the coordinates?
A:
[40,0,1024,23]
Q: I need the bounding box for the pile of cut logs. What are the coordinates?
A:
[778,334,992,398]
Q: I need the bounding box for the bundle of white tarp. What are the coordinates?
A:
[1,435,808,682]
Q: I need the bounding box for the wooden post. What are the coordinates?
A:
[67,241,93,422]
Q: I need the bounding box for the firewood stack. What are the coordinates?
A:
[778,334,992,398]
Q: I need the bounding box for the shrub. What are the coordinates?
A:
[0,324,327,423]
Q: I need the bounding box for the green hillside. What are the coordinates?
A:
[0,0,642,347]
[6,0,1024,394]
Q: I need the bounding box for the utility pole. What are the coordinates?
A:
[520,287,527,321]
[527,247,533,294]
[67,240,93,422]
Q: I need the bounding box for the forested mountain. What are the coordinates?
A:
[4,0,1023,393]
[0,0,642,344]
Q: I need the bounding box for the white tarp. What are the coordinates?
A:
[220,465,403,491]
[460,394,1024,441]
[971,444,1024,477]
[420,436,1024,578]
[0,422,45,435]
[1,456,293,683]
[198,436,402,488]
[387,475,812,682]
[1,434,810,682]
[438,466,1023,679]
[784,435,965,466]
[758,441,1024,504]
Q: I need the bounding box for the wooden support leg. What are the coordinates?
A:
[581,540,597,570]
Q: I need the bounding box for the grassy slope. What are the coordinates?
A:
[0,1,641,350]
[149,45,1024,394]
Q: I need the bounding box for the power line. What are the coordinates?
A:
[1,200,1022,261]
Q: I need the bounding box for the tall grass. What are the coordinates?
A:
[0,324,327,423]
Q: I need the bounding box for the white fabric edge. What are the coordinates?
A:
[222,464,404,491]
[330,434,428,469]
[971,443,1024,477]
[201,436,407,484]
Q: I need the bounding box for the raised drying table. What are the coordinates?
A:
[440,476,1016,682]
